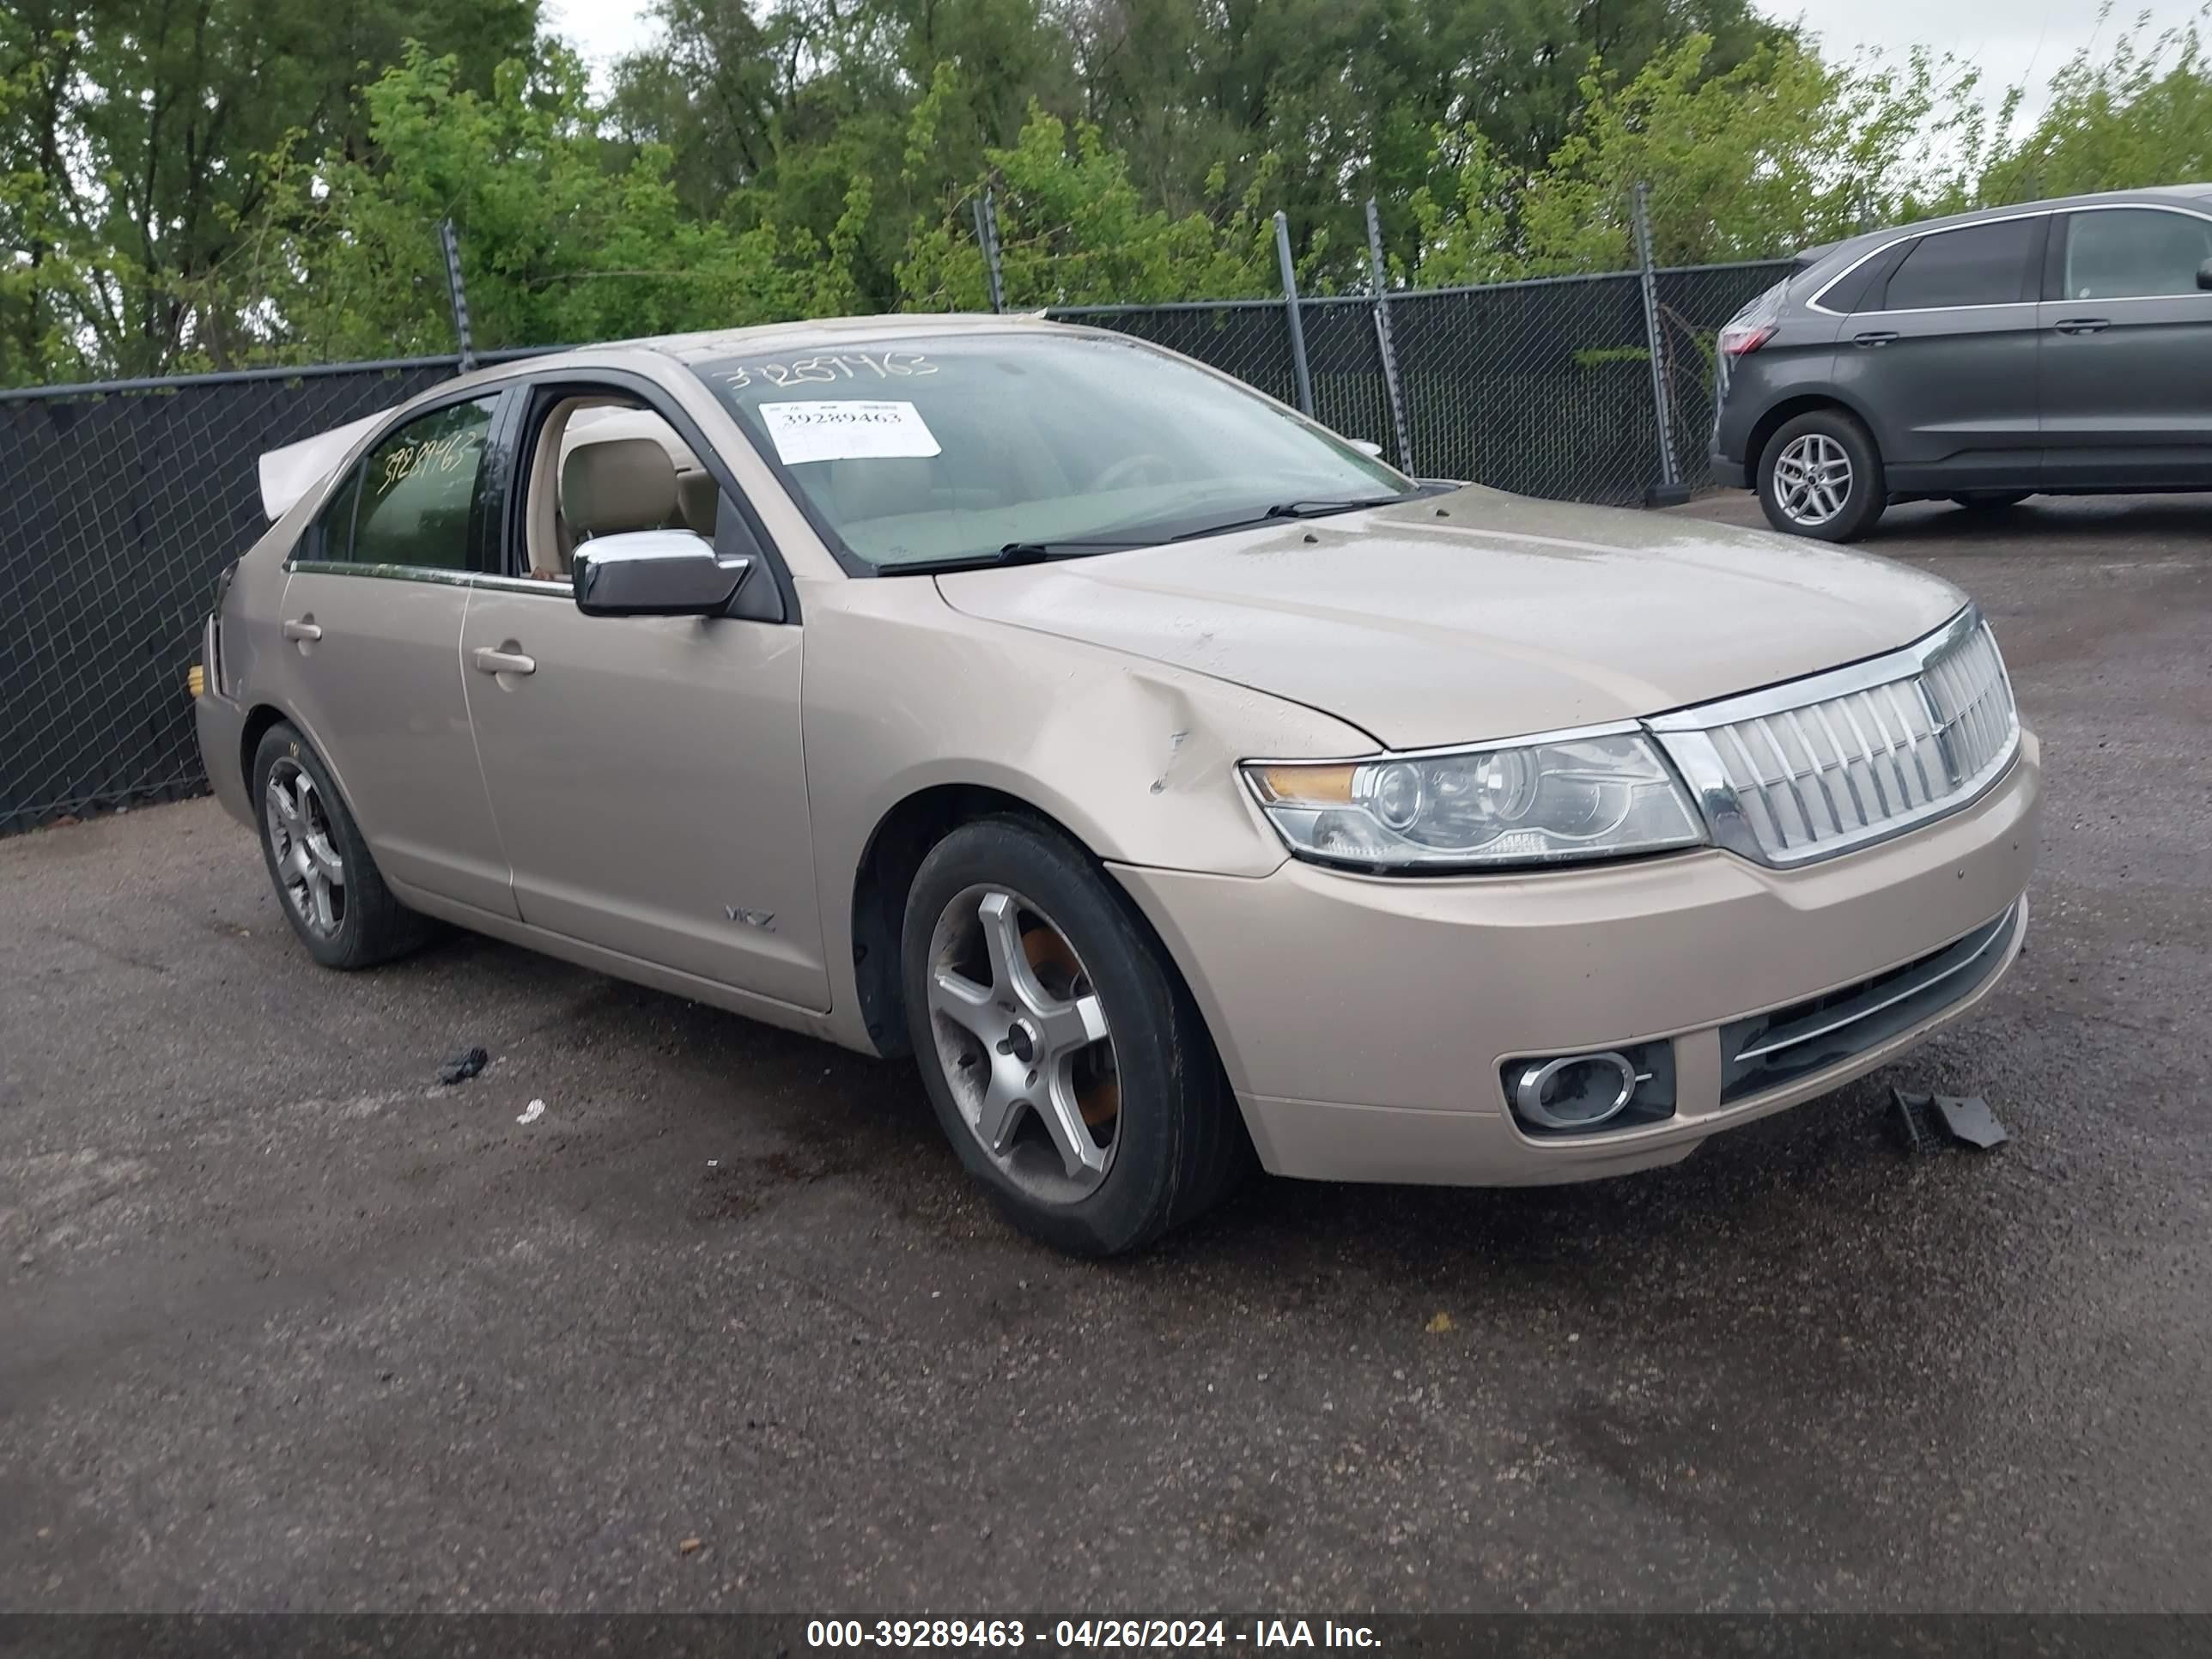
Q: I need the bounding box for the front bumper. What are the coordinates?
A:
[1111,732,2039,1186]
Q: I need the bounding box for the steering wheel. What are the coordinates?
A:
[1093,453,1177,492]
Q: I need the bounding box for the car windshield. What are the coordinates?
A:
[690,332,1417,571]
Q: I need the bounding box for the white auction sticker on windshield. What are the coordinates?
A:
[759,400,942,465]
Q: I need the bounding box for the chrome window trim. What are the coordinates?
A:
[2044,292,2212,306]
[1808,201,2212,317]
[1807,209,2051,317]
[1649,606,2021,869]
[473,573,573,596]
[285,559,476,587]
[1837,301,2040,320]
[283,560,572,599]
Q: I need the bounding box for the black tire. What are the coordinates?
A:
[251,721,433,969]
[901,815,1249,1256]
[1757,408,1886,542]
[1951,490,2033,510]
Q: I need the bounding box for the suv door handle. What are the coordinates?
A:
[471,645,537,677]
[282,617,322,641]
[2053,317,2110,334]
[1852,331,1899,347]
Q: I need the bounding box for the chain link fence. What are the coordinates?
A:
[1057,258,1791,501]
[1,240,1791,838]
[0,358,525,836]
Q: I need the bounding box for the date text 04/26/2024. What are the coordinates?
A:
[804,1620,1382,1650]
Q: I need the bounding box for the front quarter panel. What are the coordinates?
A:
[801,573,1378,1048]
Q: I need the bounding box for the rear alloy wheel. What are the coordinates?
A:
[902,817,1249,1255]
[252,722,432,970]
[1757,409,1885,542]
[264,757,347,941]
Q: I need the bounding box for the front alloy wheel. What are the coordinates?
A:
[926,885,1121,1204]
[899,816,1249,1255]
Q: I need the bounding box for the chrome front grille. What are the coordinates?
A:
[1651,609,2020,867]
[1718,901,2022,1102]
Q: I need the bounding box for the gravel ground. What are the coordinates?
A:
[2,493,2207,1614]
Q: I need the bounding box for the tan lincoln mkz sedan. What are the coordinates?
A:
[191,316,2039,1255]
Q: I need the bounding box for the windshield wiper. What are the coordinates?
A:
[1168,495,1409,544]
[881,537,1157,576]
[1263,495,1408,519]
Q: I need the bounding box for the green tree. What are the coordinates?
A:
[227,46,858,362]
[1412,33,2000,283]
[0,0,537,380]
[611,0,1081,310]
[1976,9,2212,204]
[895,81,1277,307]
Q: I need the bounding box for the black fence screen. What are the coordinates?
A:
[2,362,463,836]
[0,258,1792,837]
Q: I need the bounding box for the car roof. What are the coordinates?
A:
[635,311,1059,366]
[1799,183,2212,273]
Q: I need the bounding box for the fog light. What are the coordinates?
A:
[1504,1039,1675,1135]
[1514,1052,1638,1128]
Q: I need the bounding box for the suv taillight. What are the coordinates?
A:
[1717,278,1789,361]
[1719,320,1775,356]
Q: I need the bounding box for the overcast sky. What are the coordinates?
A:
[548,0,2207,128]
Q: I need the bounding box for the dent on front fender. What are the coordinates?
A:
[805,580,1377,881]
[799,580,1377,1049]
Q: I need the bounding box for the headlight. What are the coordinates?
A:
[1242,732,1706,872]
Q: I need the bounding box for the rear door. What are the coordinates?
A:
[2039,204,2212,488]
[278,392,519,917]
[1828,214,2048,493]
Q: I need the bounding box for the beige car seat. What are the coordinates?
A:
[561,437,680,544]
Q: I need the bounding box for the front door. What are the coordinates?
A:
[457,386,826,1011]
[2039,205,2212,489]
[278,392,518,917]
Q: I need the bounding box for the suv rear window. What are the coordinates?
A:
[1881,219,2039,310]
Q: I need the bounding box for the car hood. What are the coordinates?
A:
[933,489,1967,750]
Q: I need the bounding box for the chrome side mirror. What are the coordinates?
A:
[572,529,750,618]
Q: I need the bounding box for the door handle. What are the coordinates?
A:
[471,645,537,677]
[282,617,322,641]
[1852,331,1899,347]
[2053,317,2110,334]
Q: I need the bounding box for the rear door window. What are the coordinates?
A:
[345,398,501,571]
[1881,219,2041,311]
[311,461,364,562]
[2061,208,2212,301]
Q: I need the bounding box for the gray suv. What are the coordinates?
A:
[1711,185,2212,541]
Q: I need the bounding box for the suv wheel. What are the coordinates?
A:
[1757,410,1885,542]
[901,816,1249,1255]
